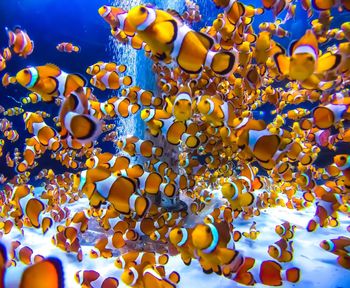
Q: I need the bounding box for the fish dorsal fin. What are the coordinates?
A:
[36,63,61,78]
[167,9,184,23]
[45,63,61,73]
[194,31,214,50]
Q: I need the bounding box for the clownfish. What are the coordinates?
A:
[311,0,350,11]
[4,129,19,142]
[1,73,16,87]
[0,242,64,288]
[75,270,119,287]
[259,20,290,38]
[5,26,34,57]
[127,5,237,75]
[74,167,149,217]
[275,221,296,240]
[333,154,350,189]
[312,103,350,129]
[16,137,42,173]
[121,86,162,107]
[243,221,260,240]
[0,54,6,72]
[262,0,293,18]
[221,180,255,211]
[56,42,80,53]
[90,70,132,91]
[258,260,300,286]
[141,108,200,148]
[165,85,193,122]
[142,265,180,288]
[2,47,12,61]
[23,112,61,150]
[268,238,294,262]
[192,222,238,274]
[274,30,341,82]
[85,153,130,172]
[103,97,140,118]
[10,241,44,265]
[21,92,42,104]
[86,61,126,75]
[59,87,101,144]
[117,136,163,158]
[319,236,350,269]
[15,64,86,102]
[98,5,136,35]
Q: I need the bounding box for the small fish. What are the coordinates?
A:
[127,5,238,75]
[5,26,34,57]
[56,42,80,53]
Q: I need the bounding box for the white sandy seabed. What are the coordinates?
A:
[2,188,350,288]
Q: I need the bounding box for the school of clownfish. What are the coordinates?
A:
[0,0,350,287]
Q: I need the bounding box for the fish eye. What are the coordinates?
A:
[307,56,314,61]
[177,230,182,234]
[140,6,147,13]
[24,69,29,74]
[206,227,210,233]
[340,156,346,161]
[128,271,133,276]
[175,102,180,106]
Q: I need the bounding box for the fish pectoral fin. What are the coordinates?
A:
[316,52,342,74]
[217,248,239,265]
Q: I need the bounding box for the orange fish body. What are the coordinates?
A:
[6,26,34,57]
[56,42,80,53]
[15,64,86,102]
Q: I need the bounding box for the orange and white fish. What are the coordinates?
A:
[2,47,12,61]
[274,29,341,84]
[86,61,126,75]
[56,42,80,53]
[90,70,132,91]
[59,87,101,144]
[5,26,34,57]
[0,242,64,288]
[311,0,350,12]
[127,5,238,75]
[0,54,6,72]
[15,64,86,102]
[262,0,293,18]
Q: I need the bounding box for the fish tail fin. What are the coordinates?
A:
[284,267,300,283]
[118,64,127,73]
[256,7,264,15]
[73,46,81,53]
[206,50,237,75]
